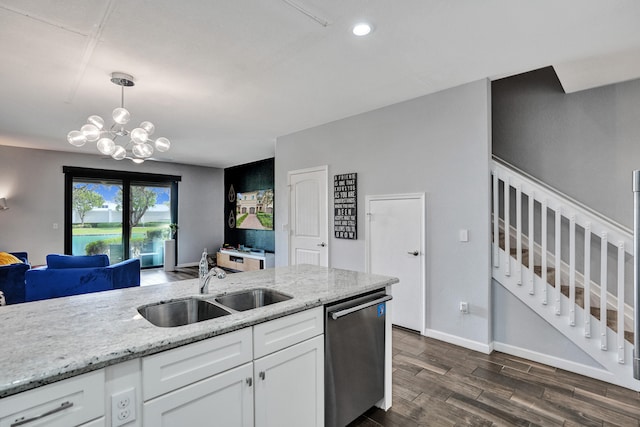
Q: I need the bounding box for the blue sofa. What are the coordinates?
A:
[0,252,30,305]
[24,254,141,303]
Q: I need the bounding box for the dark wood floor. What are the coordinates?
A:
[351,327,640,427]
[140,266,199,286]
[141,268,640,426]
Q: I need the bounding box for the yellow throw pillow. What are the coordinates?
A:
[0,252,22,266]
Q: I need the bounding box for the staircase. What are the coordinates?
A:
[491,157,640,390]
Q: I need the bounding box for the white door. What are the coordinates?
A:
[366,194,425,333]
[254,335,324,427]
[288,166,328,266]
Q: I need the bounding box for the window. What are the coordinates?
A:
[64,167,180,268]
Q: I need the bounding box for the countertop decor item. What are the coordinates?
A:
[67,72,171,164]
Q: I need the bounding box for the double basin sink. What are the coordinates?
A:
[138,288,293,328]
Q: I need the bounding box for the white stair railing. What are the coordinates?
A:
[491,157,633,367]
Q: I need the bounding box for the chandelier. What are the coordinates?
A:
[67,72,170,164]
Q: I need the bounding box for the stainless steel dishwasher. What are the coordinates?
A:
[325,291,392,427]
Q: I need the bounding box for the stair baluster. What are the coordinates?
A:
[491,157,636,390]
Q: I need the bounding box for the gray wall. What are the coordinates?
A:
[492,280,602,368]
[492,66,640,228]
[0,145,224,265]
[275,79,492,346]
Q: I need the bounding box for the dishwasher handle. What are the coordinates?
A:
[329,295,392,320]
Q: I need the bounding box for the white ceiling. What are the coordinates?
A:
[1,0,640,168]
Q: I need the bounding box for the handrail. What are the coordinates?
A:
[492,155,632,237]
[492,158,633,253]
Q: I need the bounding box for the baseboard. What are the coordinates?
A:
[493,341,640,391]
[176,262,198,268]
[424,328,493,355]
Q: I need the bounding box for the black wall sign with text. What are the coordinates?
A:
[334,173,357,239]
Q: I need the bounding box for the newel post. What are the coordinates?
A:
[632,170,640,379]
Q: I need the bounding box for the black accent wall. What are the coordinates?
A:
[224,158,275,252]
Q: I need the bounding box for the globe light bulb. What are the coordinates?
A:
[155,137,171,152]
[112,107,130,125]
[140,121,155,135]
[141,142,154,157]
[87,115,104,130]
[81,124,100,142]
[97,138,116,155]
[132,142,153,158]
[130,128,148,144]
[67,130,87,147]
[111,145,127,160]
[131,158,145,164]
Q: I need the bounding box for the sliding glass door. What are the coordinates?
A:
[129,183,172,267]
[64,167,180,268]
[70,179,124,263]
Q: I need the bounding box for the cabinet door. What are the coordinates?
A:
[143,363,253,427]
[254,335,324,427]
[244,258,262,271]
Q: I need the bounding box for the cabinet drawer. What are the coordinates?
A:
[142,328,252,400]
[254,307,323,358]
[0,369,105,427]
[216,252,235,270]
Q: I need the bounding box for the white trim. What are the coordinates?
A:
[177,262,198,268]
[425,328,493,354]
[493,341,640,391]
[365,192,426,335]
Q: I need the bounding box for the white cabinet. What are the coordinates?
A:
[3,308,324,427]
[143,363,253,427]
[217,250,275,272]
[141,307,324,427]
[79,417,105,427]
[254,335,324,427]
[0,370,105,427]
[253,307,324,427]
[142,328,253,427]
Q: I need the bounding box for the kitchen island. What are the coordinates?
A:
[0,264,398,426]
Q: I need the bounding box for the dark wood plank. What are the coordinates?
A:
[376,328,640,426]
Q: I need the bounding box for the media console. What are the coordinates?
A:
[216,248,275,272]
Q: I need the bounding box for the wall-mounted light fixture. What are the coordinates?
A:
[0,198,8,210]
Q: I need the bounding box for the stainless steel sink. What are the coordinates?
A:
[215,288,292,312]
[138,297,231,327]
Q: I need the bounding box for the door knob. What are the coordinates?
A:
[317,242,327,247]
[408,250,419,256]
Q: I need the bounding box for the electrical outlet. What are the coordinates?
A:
[459,301,469,314]
[111,388,136,427]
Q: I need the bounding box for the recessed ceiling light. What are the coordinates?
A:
[352,23,372,36]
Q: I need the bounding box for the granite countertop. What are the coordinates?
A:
[0,264,398,397]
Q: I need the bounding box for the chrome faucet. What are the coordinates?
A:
[200,267,227,294]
